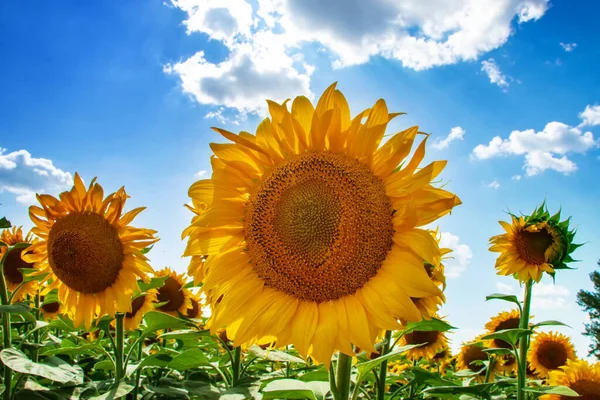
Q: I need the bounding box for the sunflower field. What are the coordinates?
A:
[0,84,596,400]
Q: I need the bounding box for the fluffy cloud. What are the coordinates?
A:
[560,42,577,52]
[433,126,465,150]
[0,147,72,205]
[579,105,600,127]
[439,232,473,278]
[487,179,500,189]
[472,107,598,176]
[496,281,514,294]
[167,0,550,113]
[481,59,509,89]
[532,282,570,310]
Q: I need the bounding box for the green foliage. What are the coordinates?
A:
[577,260,600,358]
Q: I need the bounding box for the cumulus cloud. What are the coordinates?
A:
[481,59,509,89]
[0,147,73,205]
[195,170,207,178]
[532,282,570,310]
[472,107,598,176]
[496,281,514,294]
[487,179,500,189]
[560,42,577,52]
[439,232,473,278]
[579,105,600,127]
[166,0,550,113]
[512,175,522,180]
[433,127,465,150]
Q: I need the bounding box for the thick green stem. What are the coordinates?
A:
[231,347,242,385]
[517,280,533,400]
[336,352,353,400]
[33,293,40,363]
[115,313,125,382]
[377,330,392,400]
[0,263,13,400]
[329,360,339,400]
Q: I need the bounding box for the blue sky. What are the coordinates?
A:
[1,0,600,356]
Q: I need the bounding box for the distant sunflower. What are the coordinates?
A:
[389,360,410,375]
[123,289,158,331]
[457,340,489,376]
[490,204,578,282]
[432,347,452,369]
[155,268,192,316]
[183,83,461,365]
[497,354,518,374]
[401,316,449,360]
[545,360,600,400]
[23,174,158,329]
[0,226,37,301]
[485,309,522,349]
[528,331,577,377]
[186,292,202,319]
[40,298,62,320]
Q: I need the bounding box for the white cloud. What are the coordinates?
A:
[472,108,598,176]
[433,127,465,150]
[487,179,500,189]
[195,170,207,178]
[579,105,600,127]
[560,42,577,52]
[439,232,472,279]
[166,0,550,113]
[512,175,521,180]
[481,58,509,89]
[532,282,570,310]
[496,281,514,294]
[0,147,73,205]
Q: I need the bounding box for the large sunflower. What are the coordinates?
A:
[123,289,158,331]
[0,226,37,301]
[154,267,192,316]
[528,331,577,378]
[400,316,450,360]
[183,83,461,365]
[490,204,578,282]
[545,360,600,400]
[485,309,522,349]
[23,174,158,329]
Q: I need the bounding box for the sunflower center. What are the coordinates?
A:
[156,277,185,312]
[186,298,200,318]
[493,317,521,349]
[42,302,60,314]
[567,379,600,400]
[516,228,554,265]
[464,345,488,374]
[537,341,568,370]
[404,330,440,347]
[126,295,147,318]
[2,247,31,284]
[47,212,124,294]
[244,152,394,303]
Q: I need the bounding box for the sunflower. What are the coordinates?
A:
[22,174,158,329]
[490,204,578,282]
[400,316,450,360]
[528,331,577,378]
[485,309,522,349]
[40,298,62,320]
[412,234,448,318]
[122,289,158,331]
[154,267,192,316]
[389,360,410,375]
[0,226,37,301]
[432,347,452,370]
[186,292,203,319]
[457,339,489,376]
[545,360,600,400]
[183,83,461,365]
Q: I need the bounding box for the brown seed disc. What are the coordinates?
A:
[3,247,32,284]
[463,345,488,374]
[515,228,554,265]
[42,302,60,314]
[537,341,569,370]
[186,298,200,318]
[244,152,394,303]
[567,379,600,400]
[404,330,440,347]
[47,212,124,294]
[126,295,147,318]
[156,277,185,312]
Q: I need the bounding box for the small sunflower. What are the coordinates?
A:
[432,347,452,369]
[0,226,37,301]
[123,289,158,331]
[490,204,578,282]
[389,360,410,375]
[40,298,62,320]
[23,174,158,329]
[154,268,192,316]
[184,84,461,365]
[545,359,600,400]
[186,292,203,319]
[457,339,489,376]
[400,316,450,360]
[485,309,522,349]
[528,331,577,378]
[497,354,519,374]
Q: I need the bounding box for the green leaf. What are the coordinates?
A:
[532,320,571,329]
[158,329,210,341]
[262,379,317,400]
[140,245,154,255]
[305,381,330,400]
[142,311,190,336]
[402,318,456,335]
[486,293,521,308]
[482,348,514,356]
[0,303,36,323]
[523,386,579,396]
[138,276,170,293]
[409,367,457,388]
[356,344,422,377]
[88,382,135,400]
[0,217,11,229]
[42,343,106,357]
[126,350,176,376]
[168,348,210,371]
[0,348,83,384]
[421,383,494,399]
[46,317,76,332]
[298,369,329,382]
[0,384,4,395]
[220,377,261,400]
[480,329,532,348]
[93,360,115,372]
[248,345,306,364]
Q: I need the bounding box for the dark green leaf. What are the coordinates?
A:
[88,382,134,400]
[0,348,83,384]
[126,350,176,376]
[402,318,456,335]
[532,320,571,329]
[138,276,170,292]
[486,293,521,308]
[523,386,579,396]
[0,217,11,229]
[262,379,316,400]
[93,360,115,372]
[168,348,210,371]
[480,329,532,348]
[142,311,190,336]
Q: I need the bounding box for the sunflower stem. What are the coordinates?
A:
[33,292,41,363]
[329,360,339,400]
[0,257,13,400]
[231,346,242,385]
[517,279,533,400]
[376,330,392,400]
[336,352,353,400]
[115,313,125,383]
